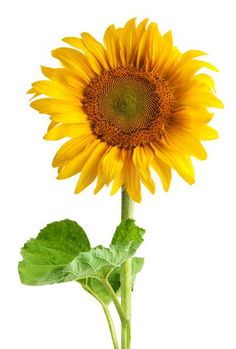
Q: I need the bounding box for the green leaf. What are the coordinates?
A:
[111,219,145,247]
[79,257,144,304]
[19,238,140,286]
[18,218,145,306]
[108,257,144,294]
[131,257,144,286]
[18,219,90,285]
[53,242,137,284]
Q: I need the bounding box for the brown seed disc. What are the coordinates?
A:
[82,67,174,148]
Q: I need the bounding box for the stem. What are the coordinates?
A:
[120,187,134,349]
[102,278,127,324]
[82,284,119,349]
[120,258,132,349]
[121,187,134,221]
[102,304,120,349]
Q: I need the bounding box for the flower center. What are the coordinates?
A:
[112,90,141,119]
[82,67,174,148]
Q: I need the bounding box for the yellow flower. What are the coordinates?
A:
[29,18,223,202]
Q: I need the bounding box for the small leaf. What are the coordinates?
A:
[18,219,90,285]
[131,257,144,286]
[111,219,145,247]
[108,257,144,294]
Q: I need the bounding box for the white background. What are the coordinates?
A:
[0,0,235,348]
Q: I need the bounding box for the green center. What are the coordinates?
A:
[111,88,144,119]
[104,79,153,125]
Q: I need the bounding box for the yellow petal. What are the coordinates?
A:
[199,125,219,140]
[170,60,219,84]
[27,87,36,94]
[181,50,207,64]
[151,142,195,185]
[194,60,219,72]
[152,157,172,191]
[103,25,120,68]
[63,37,100,73]
[31,80,77,101]
[52,134,95,167]
[94,146,116,193]
[122,151,142,203]
[140,175,155,194]
[62,36,84,50]
[110,148,126,195]
[80,33,109,70]
[51,113,88,124]
[120,18,137,65]
[182,91,224,109]
[75,142,108,193]
[172,109,214,125]
[44,123,91,140]
[146,22,162,69]
[47,120,58,131]
[30,98,83,115]
[52,48,94,82]
[72,35,102,75]
[41,66,85,91]
[58,139,100,179]
[136,25,150,67]
[93,166,107,194]
[102,146,124,184]
[133,145,154,180]
[110,171,124,196]
[173,79,213,99]
[155,31,173,70]
[165,128,207,160]
[136,18,149,38]
[193,73,216,91]
[94,176,106,194]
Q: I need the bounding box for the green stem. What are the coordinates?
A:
[102,278,127,324]
[121,187,134,221]
[120,187,134,349]
[102,304,120,349]
[83,284,119,349]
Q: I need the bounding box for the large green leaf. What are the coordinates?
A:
[18,218,145,304]
[18,219,90,285]
[19,242,138,286]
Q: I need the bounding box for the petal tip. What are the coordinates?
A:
[218,99,224,109]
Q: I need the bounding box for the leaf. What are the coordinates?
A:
[111,219,145,247]
[18,218,145,305]
[49,242,138,285]
[19,238,140,286]
[109,257,144,294]
[18,219,90,285]
[131,257,144,286]
[79,257,144,304]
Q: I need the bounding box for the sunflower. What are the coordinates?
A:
[29,18,223,202]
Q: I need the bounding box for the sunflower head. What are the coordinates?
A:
[29,18,223,202]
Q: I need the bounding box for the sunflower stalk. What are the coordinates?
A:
[82,284,120,349]
[120,187,134,349]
